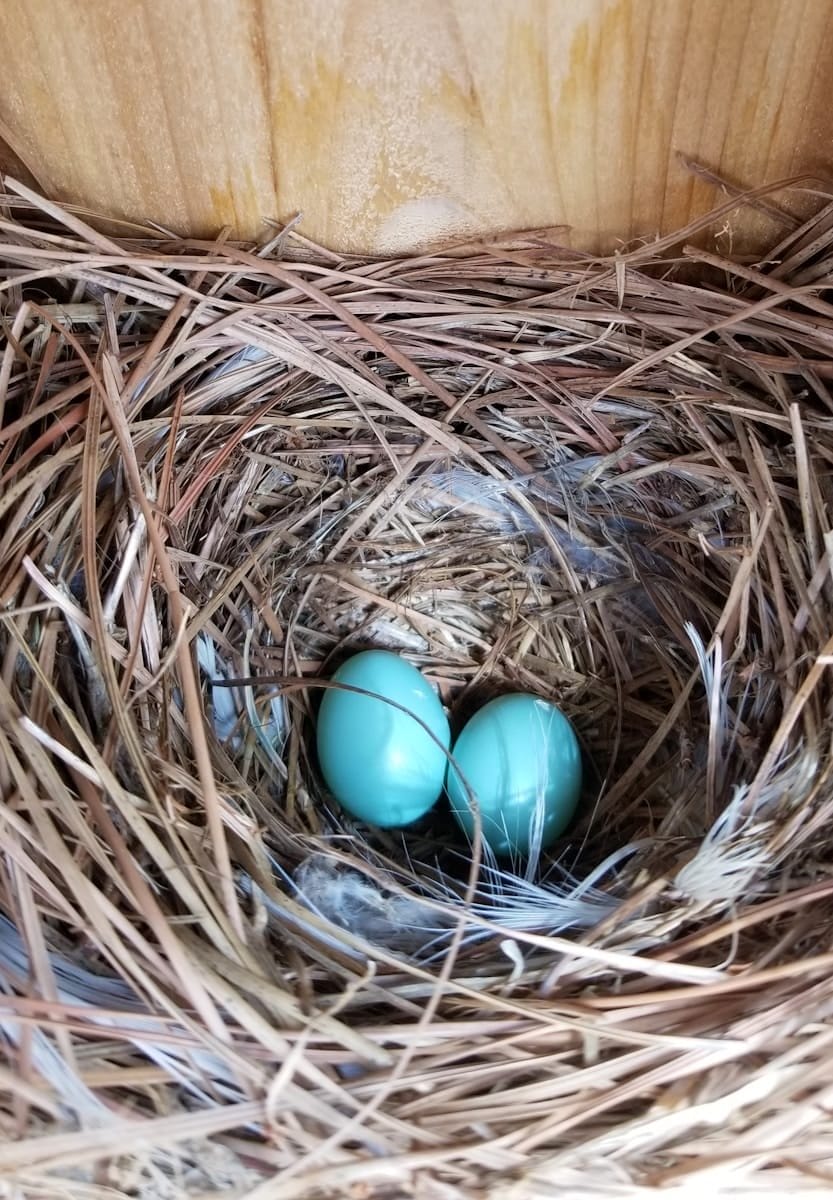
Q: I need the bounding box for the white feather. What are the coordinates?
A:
[0,916,242,1110]
[418,466,622,578]
[197,630,286,768]
[273,846,623,959]
[675,750,817,905]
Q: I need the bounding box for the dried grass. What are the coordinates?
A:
[2,175,833,1198]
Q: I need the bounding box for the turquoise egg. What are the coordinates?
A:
[447,694,582,857]
[316,650,450,828]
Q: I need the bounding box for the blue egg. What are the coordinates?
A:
[446,694,582,857]
[316,650,450,828]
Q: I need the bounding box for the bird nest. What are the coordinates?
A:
[2,178,833,1198]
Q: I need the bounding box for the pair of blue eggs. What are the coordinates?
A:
[315,650,582,857]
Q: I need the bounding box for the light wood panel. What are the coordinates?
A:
[1,0,832,254]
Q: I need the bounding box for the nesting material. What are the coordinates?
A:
[2,177,833,1198]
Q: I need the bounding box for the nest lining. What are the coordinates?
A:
[2,179,833,1197]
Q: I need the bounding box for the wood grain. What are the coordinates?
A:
[1,0,832,254]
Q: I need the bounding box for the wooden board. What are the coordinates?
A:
[1,0,832,254]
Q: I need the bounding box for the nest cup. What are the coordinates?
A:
[2,179,833,1197]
